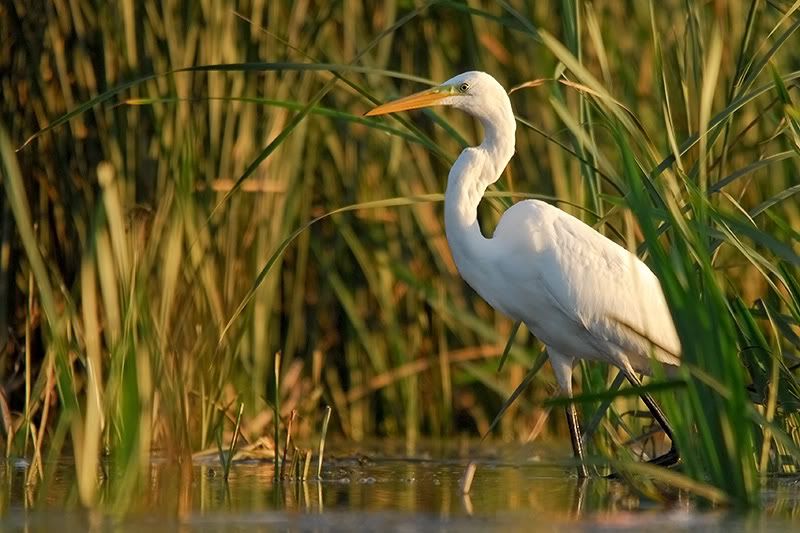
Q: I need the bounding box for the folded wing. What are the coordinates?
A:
[493,200,680,371]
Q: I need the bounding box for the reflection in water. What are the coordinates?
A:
[573,477,589,519]
[1,442,799,530]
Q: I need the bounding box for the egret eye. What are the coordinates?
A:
[459,82,470,93]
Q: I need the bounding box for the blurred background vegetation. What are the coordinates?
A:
[1,0,800,508]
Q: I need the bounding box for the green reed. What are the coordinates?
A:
[1,0,799,510]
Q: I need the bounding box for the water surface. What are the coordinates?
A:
[2,441,799,531]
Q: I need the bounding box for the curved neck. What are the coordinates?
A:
[444,110,516,251]
[479,113,516,175]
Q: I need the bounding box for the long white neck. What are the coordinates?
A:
[444,102,516,278]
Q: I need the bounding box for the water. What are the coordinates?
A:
[2,441,799,531]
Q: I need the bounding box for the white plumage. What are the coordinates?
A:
[367,71,680,476]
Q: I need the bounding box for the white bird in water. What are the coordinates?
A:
[366,71,680,477]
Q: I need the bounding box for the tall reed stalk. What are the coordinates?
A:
[1,0,799,508]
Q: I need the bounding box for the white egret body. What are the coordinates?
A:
[366,72,680,476]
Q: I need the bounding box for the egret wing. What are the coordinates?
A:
[493,200,680,369]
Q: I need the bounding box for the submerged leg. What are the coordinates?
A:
[549,349,589,478]
[623,369,680,468]
[566,403,589,478]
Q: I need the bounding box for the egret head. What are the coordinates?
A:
[365,71,512,121]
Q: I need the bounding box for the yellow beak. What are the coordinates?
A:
[365,87,450,116]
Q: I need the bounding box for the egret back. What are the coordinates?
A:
[488,199,681,372]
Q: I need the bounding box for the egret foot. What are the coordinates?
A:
[603,371,680,479]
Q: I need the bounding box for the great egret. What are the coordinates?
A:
[366,71,680,477]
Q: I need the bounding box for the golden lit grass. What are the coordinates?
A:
[1,0,799,509]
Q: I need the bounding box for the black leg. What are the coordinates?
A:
[623,370,680,468]
[566,405,589,478]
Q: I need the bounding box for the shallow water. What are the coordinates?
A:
[2,441,799,531]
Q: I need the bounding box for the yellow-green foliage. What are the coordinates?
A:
[1,0,799,507]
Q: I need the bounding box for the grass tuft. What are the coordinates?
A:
[2,0,800,509]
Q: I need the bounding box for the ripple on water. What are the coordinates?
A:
[2,442,799,531]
